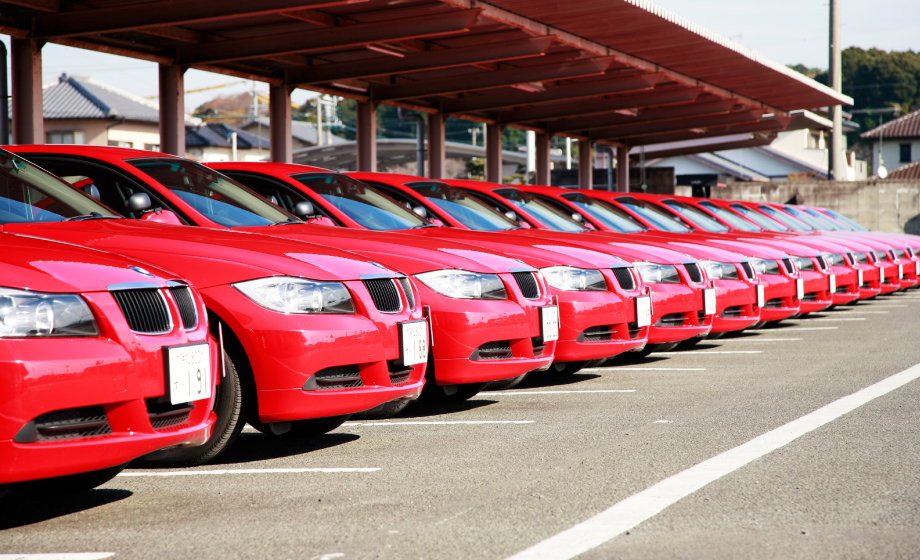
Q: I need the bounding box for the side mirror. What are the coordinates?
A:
[517,221,532,229]
[292,201,315,220]
[583,222,596,230]
[504,210,518,221]
[571,213,584,223]
[428,218,445,227]
[141,209,183,226]
[125,192,152,214]
[267,195,279,206]
[412,206,428,219]
[306,216,337,227]
[82,184,101,201]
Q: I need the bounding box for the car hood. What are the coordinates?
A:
[2,220,399,288]
[234,224,533,274]
[498,229,695,265]
[0,232,183,293]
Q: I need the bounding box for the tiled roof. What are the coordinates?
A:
[861,108,920,140]
[43,74,160,122]
[887,159,920,180]
[186,123,271,150]
[241,117,348,145]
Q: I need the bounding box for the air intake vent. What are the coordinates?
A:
[816,256,828,270]
[169,286,198,330]
[612,267,636,290]
[720,306,743,318]
[531,337,547,357]
[398,278,415,309]
[764,298,785,308]
[387,361,413,386]
[781,258,794,273]
[31,406,111,442]
[146,398,193,430]
[740,262,755,279]
[471,341,513,361]
[512,272,540,299]
[683,263,703,283]
[112,289,171,334]
[655,313,686,327]
[579,325,616,342]
[363,279,402,313]
[313,365,363,389]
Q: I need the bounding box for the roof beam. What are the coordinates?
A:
[175,9,481,65]
[588,109,765,141]
[286,36,555,86]
[31,0,369,38]
[441,72,662,114]
[371,56,613,101]
[500,84,699,124]
[623,119,793,147]
[547,99,739,133]
[637,133,778,160]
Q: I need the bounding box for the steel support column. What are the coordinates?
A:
[617,146,630,192]
[356,101,377,172]
[535,132,551,185]
[269,84,292,163]
[486,123,503,183]
[11,38,43,144]
[578,140,592,190]
[158,63,186,156]
[428,113,446,179]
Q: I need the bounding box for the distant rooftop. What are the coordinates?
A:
[42,74,198,124]
[861,108,920,140]
[186,123,271,150]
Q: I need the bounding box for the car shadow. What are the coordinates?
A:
[0,489,132,529]
[160,432,362,466]
[510,372,601,390]
[396,399,499,418]
[604,355,671,366]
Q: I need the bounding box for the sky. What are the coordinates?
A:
[2,0,918,111]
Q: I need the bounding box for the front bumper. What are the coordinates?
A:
[799,271,834,313]
[758,274,800,322]
[830,266,860,305]
[647,283,712,344]
[553,282,647,362]
[711,279,761,333]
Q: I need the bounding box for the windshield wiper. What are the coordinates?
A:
[412,223,437,229]
[64,212,121,221]
[272,218,305,226]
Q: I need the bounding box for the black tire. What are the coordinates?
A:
[634,341,680,357]
[705,332,726,340]
[419,381,487,402]
[353,400,411,420]
[484,372,529,390]
[677,337,705,349]
[138,348,248,467]
[547,361,587,376]
[249,414,352,437]
[11,463,127,496]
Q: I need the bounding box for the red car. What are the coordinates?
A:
[346,174,715,353]
[15,149,558,406]
[1,232,216,495]
[2,147,426,464]
[210,164,651,375]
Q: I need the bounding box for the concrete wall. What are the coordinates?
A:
[686,180,920,234]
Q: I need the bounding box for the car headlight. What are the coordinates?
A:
[0,288,98,337]
[700,260,739,280]
[414,270,507,300]
[750,258,781,275]
[540,266,607,291]
[822,253,846,267]
[233,277,355,313]
[632,262,681,284]
[792,256,816,272]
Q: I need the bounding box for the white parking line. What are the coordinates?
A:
[505,362,920,560]
[830,311,889,314]
[810,317,866,321]
[719,338,802,342]
[343,421,534,426]
[119,468,379,476]
[651,351,762,355]
[0,556,115,560]
[584,368,706,372]
[752,327,838,331]
[479,390,635,396]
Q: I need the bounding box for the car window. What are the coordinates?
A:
[696,201,762,231]
[785,205,839,230]
[129,158,293,227]
[729,203,790,231]
[560,193,647,233]
[756,205,812,231]
[0,151,119,224]
[820,208,869,231]
[406,181,518,231]
[292,174,427,231]
[614,196,691,233]
[661,200,730,232]
[494,189,585,232]
[223,171,341,225]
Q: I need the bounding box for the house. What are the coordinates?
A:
[860,108,920,178]
[642,110,866,190]
[185,123,270,162]
[239,117,348,151]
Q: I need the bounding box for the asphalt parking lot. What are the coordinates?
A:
[3,292,919,560]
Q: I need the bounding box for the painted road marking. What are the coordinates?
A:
[584,368,706,372]
[830,311,888,314]
[505,362,920,560]
[343,421,534,426]
[480,390,635,396]
[719,338,802,342]
[752,327,838,331]
[0,556,115,560]
[119,468,379,477]
[651,351,762,355]
[811,317,866,321]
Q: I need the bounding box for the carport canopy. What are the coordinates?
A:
[2,0,852,189]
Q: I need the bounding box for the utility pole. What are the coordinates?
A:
[828,0,847,181]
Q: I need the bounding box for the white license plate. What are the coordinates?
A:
[756,284,765,308]
[165,343,212,405]
[898,264,904,279]
[635,295,652,328]
[540,306,559,342]
[796,278,804,300]
[880,266,885,281]
[703,288,717,315]
[858,269,864,286]
[829,274,836,294]
[916,261,919,276]
[398,320,429,366]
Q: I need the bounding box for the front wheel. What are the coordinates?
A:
[484,373,529,391]
[354,400,411,420]
[547,361,587,376]
[11,463,128,496]
[249,414,352,437]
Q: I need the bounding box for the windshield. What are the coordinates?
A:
[757,205,813,231]
[129,158,292,227]
[697,201,761,232]
[614,196,691,233]
[406,181,518,231]
[560,193,647,233]
[661,200,730,232]
[293,174,427,231]
[785,206,839,230]
[821,208,869,231]
[0,150,119,224]
[494,189,585,233]
[729,203,790,231]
